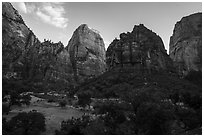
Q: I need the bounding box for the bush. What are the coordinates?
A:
[133,102,175,134]
[3,111,46,135]
[59,100,67,108]
[9,91,21,106]
[20,94,31,106]
[2,104,10,115]
[9,92,31,107]
[107,83,133,98]
[170,90,202,110]
[2,118,10,135]
[176,106,201,130]
[184,71,202,87]
[56,115,91,135]
[48,99,55,103]
[95,102,126,125]
[77,91,91,107]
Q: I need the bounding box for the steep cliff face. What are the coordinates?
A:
[169,13,202,76]
[35,40,74,84]
[2,2,38,79]
[106,24,173,73]
[2,2,74,88]
[67,24,106,83]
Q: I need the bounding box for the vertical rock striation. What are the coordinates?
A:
[169,13,202,76]
[2,2,74,88]
[106,24,173,73]
[67,24,106,83]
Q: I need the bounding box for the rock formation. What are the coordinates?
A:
[106,24,173,73]
[169,13,202,76]
[2,2,38,79]
[2,2,74,88]
[67,24,106,83]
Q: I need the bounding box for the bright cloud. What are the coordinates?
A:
[12,2,27,13]
[13,2,68,29]
[36,10,51,23]
[35,3,68,28]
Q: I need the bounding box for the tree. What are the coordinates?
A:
[20,94,31,106]
[77,91,91,107]
[59,100,67,108]
[3,111,46,135]
[184,71,202,87]
[2,104,10,115]
[9,91,21,106]
[56,115,91,135]
[2,118,10,135]
[9,92,31,107]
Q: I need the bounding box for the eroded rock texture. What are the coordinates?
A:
[2,2,39,79]
[67,24,106,83]
[106,24,173,73]
[2,2,74,87]
[169,13,202,76]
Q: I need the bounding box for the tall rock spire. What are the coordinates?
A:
[67,24,106,83]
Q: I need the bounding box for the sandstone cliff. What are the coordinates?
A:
[67,24,106,83]
[2,2,38,79]
[106,24,173,73]
[169,13,202,76]
[2,2,74,88]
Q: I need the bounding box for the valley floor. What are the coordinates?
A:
[3,95,85,135]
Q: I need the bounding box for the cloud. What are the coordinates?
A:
[35,3,68,28]
[13,2,68,29]
[12,2,27,13]
[36,10,51,23]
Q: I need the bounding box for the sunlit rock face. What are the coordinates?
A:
[67,24,106,83]
[2,2,40,79]
[169,13,202,76]
[2,2,74,85]
[106,24,173,73]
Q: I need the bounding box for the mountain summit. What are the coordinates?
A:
[67,24,106,83]
[106,24,173,73]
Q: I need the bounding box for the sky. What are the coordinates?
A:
[11,2,202,53]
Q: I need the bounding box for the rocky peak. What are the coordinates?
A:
[106,24,173,73]
[2,2,25,25]
[67,24,106,83]
[169,12,202,76]
[2,3,74,90]
[2,2,37,78]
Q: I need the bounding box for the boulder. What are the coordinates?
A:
[169,13,202,76]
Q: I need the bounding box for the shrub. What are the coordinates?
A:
[2,104,10,115]
[176,106,201,130]
[9,91,21,106]
[77,91,91,107]
[184,71,202,87]
[59,100,67,108]
[133,102,175,135]
[56,115,91,135]
[9,92,31,107]
[20,94,31,106]
[3,111,46,135]
[47,99,55,103]
[2,118,10,135]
